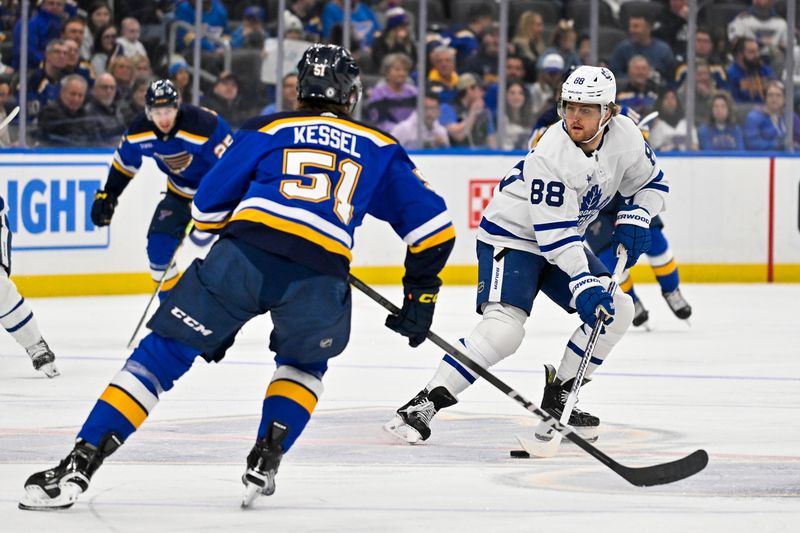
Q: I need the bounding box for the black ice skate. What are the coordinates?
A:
[19,434,121,510]
[26,339,59,378]
[535,364,599,442]
[662,288,692,321]
[241,421,288,508]
[632,299,650,329]
[384,386,457,444]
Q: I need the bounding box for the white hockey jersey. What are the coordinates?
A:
[478,114,668,278]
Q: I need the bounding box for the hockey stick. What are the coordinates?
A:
[349,274,708,487]
[637,111,659,131]
[126,221,194,348]
[522,248,628,458]
[0,106,20,131]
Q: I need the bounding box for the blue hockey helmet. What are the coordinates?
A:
[297,44,362,113]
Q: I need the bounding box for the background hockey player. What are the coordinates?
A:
[386,65,668,445]
[90,79,234,300]
[19,44,455,511]
[0,195,59,378]
[585,195,692,328]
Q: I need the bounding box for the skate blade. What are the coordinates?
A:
[18,483,80,511]
[241,482,261,508]
[382,416,423,444]
[39,362,60,378]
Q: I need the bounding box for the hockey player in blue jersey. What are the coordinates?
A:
[90,79,234,299]
[585,195,692,328]
[19,44,455,510]
[386,66,667,445]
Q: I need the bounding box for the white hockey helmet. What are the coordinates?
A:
[558,66,617,141]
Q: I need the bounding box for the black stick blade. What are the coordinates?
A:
[618,449,709,487]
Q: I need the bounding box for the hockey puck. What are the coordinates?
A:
[510,449,530,458]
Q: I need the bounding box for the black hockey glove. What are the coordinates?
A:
[91,190,119,227]
[385,287,439,347]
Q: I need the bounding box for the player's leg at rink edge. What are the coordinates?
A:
[146,191,192,301]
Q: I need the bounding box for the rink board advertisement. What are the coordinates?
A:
[1,150,798,296]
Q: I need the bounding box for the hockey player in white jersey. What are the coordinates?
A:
[386,66,668,444]
[0,196,59,378]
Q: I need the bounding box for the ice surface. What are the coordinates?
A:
[1,283,799,532]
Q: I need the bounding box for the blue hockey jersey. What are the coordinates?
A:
[104,105,233,198]
[192,111,455,279]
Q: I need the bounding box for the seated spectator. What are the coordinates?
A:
[81,1,112,60]
[126,76,151,120]
[674,28,727,90]
[107,55,134,100]
[441,73,496,149]
[609,15,675,84]
[448,4,494,71]
[62,38,95,87]
[616,55,660,116]
[132,54,153,79]
[262,73,298,114]
[485,55,527,120]
[648,88,698,151]
[529,53,565,121]
[698,92,745,151]
[678,59,717,123]
[231,6,267,49]
[744,80,800,150]
[287,0,323,41]
[26,39,68,120]
[728,0,788,66]
[653,0,688,60]
[365,53,417,131]
[512,10,546,70]
[201,72,249,128]
[116,17,148,58]
[390,91,450,150]
[727,37,776,104]
[463,23,502,86]
[61,16,87,54]
[38,74,101,145]
[543,20,581,73]
[13,0,66,69]
[91,24,120,75]
[372,7,416,72]
[175,0,229,53]
[321,1,380,51]
[0,79,15,147]
[169,61,193,103]
[427,46,458,105]
[85,72,128,143]
[501,81,534,150]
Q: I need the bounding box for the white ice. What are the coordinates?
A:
[1,283,799,532]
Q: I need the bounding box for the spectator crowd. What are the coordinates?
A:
[1,0,799,151]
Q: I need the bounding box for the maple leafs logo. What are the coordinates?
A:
[578,185,606,225]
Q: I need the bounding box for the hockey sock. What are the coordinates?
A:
[78,333,199,446]
[556,283,634,382]
[0,271,44,349]
[427,303,526,395]
[147,233,181,299]
[258,365,324,453]
[648,228,679,293]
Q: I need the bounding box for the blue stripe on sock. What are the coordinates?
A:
[568,341,603,366]
[443,354,476,384]
[0,297,24,319]
[6,312,33,332]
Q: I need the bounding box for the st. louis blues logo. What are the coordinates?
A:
[578,184,611,226]
[155,151,193,175]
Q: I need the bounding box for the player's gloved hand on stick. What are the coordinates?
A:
[569,274,614,327]
[386,286,439,347]
[611,204,651,269]
[91,190,119,227]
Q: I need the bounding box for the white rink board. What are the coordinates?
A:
[1,151,799,278]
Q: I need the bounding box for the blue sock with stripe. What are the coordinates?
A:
[78,333,199,446]
[258,364,325,452]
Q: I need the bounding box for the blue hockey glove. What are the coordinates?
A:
[386,287,439,347]
[91,190,119,227]
[612,205,651,269]
[569,274,614,327]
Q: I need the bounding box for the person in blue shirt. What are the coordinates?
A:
[698,92,745,151]
[321,0,381,49]
[175,0,229,53]
[744,80,800,150]
[19,44,455,511]
[609,15,676,84]
[12,0,66,69]
[89,79,234,299]
[726,37,776,104]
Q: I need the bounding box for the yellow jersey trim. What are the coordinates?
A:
[410,225,456,253]
[258,115,396,145]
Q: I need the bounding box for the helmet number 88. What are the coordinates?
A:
[530,179,565,207]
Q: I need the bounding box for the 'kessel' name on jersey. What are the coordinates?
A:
[293,123,362,157]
